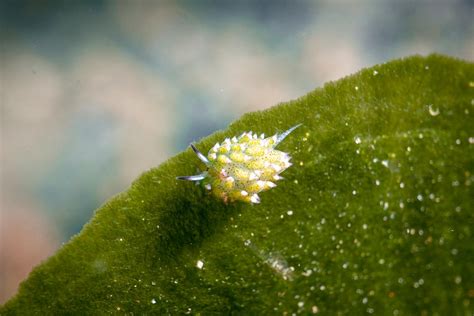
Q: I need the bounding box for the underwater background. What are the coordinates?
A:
[1,0,473,303]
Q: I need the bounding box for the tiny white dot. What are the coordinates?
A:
[196,260,204,269]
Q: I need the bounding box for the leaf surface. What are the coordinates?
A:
[2,54,473,315]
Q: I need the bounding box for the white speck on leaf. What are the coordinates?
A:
[428,104,440,116]
[196,260,204,269]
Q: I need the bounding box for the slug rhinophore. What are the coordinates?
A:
[177,124,301,204]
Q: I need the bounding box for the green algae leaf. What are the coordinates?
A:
[2,54,473,315]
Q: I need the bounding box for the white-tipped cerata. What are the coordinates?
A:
[177,124,302,203]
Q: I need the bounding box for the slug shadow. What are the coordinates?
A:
[151,186,243,264]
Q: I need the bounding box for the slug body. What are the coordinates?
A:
[177,124,301,204]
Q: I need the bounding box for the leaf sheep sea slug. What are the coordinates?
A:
[177,124,301,204]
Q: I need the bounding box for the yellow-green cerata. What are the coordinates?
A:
[177,124,301,204]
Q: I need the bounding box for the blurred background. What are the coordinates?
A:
[0,0,472,303]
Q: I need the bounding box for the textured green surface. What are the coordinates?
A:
[2,54,473,315]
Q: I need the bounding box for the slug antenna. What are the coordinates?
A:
[190,143,210,165]
[176,173,206,181]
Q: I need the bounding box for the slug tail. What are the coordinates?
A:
[275,123,302,146]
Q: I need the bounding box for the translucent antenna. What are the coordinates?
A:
[275,123,302,146]
[176,174,206,181]
[190,143,210,165]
